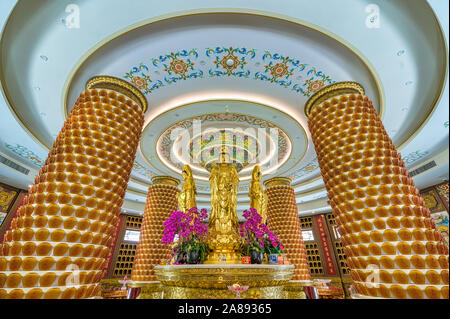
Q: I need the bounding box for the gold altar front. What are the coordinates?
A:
[128,280,163,299]
[154,264,294,299]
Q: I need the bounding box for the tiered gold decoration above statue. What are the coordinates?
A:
[249,166,268,224]
[177,165,197,213]
[205,149,242,264]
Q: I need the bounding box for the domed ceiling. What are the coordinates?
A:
[0,0,448,217]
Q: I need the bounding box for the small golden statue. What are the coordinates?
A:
[205,148,242,264]
[249,166,268,224]
[177,164,197,213]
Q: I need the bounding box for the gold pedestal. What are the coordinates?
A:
[128,281,163,299]
[155,264,294,299]
[284,280,313,299]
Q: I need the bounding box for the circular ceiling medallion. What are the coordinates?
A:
[158,113,290,178]
[140,99,307,186]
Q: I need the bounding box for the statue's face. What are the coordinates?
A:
[182,165,191,178]
[253,166,260,180]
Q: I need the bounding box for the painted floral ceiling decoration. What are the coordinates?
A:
[131,161,159,182]
[157,112,291,177]
[288,157,320,182]
[401,150,430,167]
[4,143,44,168]
[123,46,335,98]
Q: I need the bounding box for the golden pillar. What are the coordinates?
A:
[265,177,311,281]
[0,76,146,299]
[305,81,449,299]
[130,176,179,283]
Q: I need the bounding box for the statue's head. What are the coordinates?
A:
[252,165,261,180]
[182,164,193,179]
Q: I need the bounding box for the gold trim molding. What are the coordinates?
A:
[155,264,294,288]
[86,75,148,113]
[264,177,292,188]
[304,81,365,118]
[151,175,180,186]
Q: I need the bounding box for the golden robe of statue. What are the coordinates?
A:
[249,166,268,224]
[178,165,197,213]
[206,156,242,264]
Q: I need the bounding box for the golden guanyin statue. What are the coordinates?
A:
[205,149,242,264]
[177,164,197,213]
[249,165,268,224]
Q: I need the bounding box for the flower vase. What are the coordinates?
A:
[268,254,278,265]
[187,250,200,264]
[250,250,263,264]
[176,251,187,264]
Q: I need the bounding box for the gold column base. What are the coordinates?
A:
[284,280,313,299]
[128,281,163,299]
[204,249,242,264]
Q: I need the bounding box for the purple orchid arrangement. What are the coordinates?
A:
[162,207,209,264]
[239,208,284,256]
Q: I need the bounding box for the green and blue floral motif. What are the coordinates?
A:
[206,46,255,78]
[152,49,202,83]
[132,161,158,181]
[401,150,429,166]
[254,51,298,87]
[4,143,44,167]
[124,63,163,94]
[288,157,319,180]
